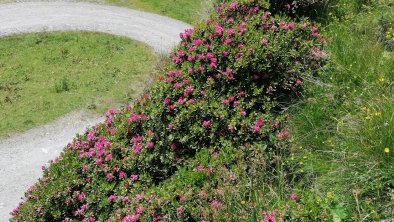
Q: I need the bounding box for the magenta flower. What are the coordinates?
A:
[193,39,202,46]
[221,99,229,105]
[188,54,195,61]
[128,113,139,122]
[77,192,87,202]
[130,174,139,182]
[95,158,103,166]
[146,130,154,137]
[262,210,277,222]
[210,200,222,208]
[87,130,96,141]
[215,24,224,36]
[119,171,127,179]
[177,206,183,217]
[288,22,296,29]
[224,69,232,75]
[135,194,143,201]
[35,207,42,213]
[123,214,139,222]
[136,206,143,214]
[253,118,264,134]
[212,152,218,159]
[291,193,298,200]
[163,98,171,105]
[108,195,116,202]
[229,2,237,11]
[202,120,211,128]
[185,86,194,95]
[283,130,290,138]
[146,141,154,149]
[177,50,184,57]
[82,164,90,172]
[198,54,205,60]
[104,154,112,162]
[196,165,204,172]
[177,97,186,104]
[73,208,84,217]
[253,126,261,134]
[312,26,319,37]
[261,37,268,46]
[106,173,114,181]
[132,144,142,154]
[173,82,182,89]
[131,136,143,144]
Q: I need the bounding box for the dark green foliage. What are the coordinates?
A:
[11,1,324,221]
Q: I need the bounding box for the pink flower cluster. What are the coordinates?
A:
[261,209,277,222]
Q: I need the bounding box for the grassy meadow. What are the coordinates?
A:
[0,32,157,136]
[105,0,212,24]
[287,1,394,220]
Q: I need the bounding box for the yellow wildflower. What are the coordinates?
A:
[384,147,390,153]
[379,76,385,83]
[327,192,334,199]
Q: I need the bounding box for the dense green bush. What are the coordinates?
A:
[217,0,331,21]
[11,1,324,221]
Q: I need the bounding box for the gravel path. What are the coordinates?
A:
[0,2,190,220]
[0,112,105,220]
[0,2,190,53]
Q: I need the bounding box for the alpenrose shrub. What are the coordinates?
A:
[11,1,325,221]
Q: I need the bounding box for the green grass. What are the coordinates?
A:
[287,1,394,220]
[105,0,212,24]
[0,32,157,137]
[4,1,393,221]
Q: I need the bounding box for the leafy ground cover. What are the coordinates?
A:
[0,32,156,136]
[9,0,394,221]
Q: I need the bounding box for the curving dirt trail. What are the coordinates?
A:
[0,2,190,53]
[0,2,190,220]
